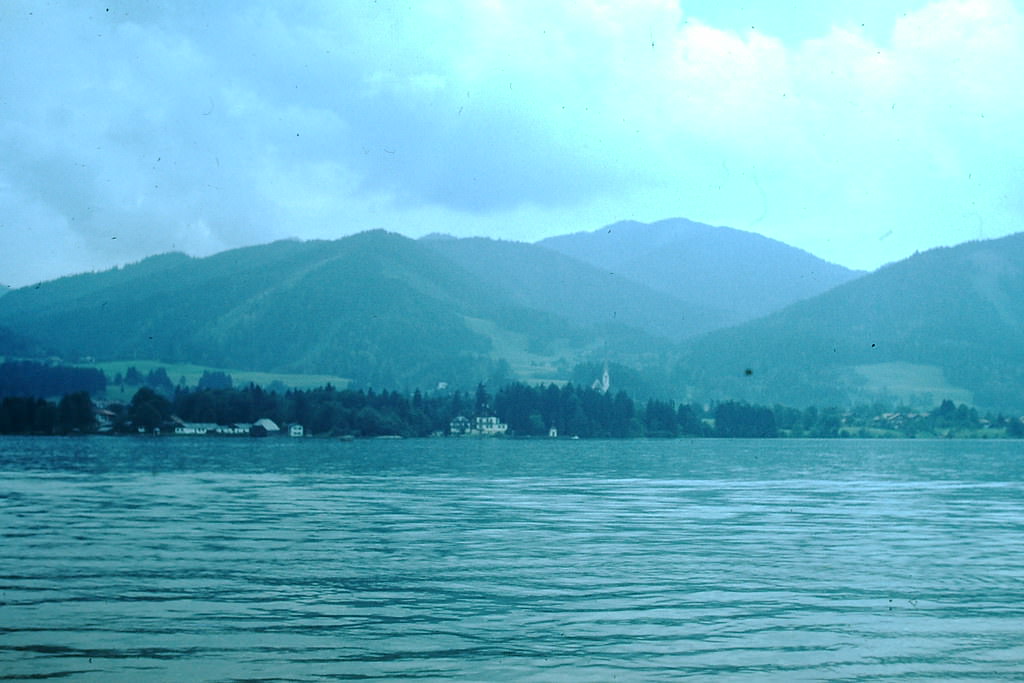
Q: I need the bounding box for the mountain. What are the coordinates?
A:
[7,222,1020,412]
[421,236,729,340]
[672,233,1024,412]
[0,231,674,390]
[538,217,863,325]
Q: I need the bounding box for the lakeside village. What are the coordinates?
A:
[3,360,1024,439]
[165,414,510,439]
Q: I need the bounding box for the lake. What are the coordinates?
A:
[1,436,1023,681]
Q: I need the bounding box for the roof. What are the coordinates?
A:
[254,418,280,431]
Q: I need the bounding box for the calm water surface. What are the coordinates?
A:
[1,436,1023,681]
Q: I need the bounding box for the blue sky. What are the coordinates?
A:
[1,0,1022,287]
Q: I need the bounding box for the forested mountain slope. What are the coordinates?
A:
[672,233,1024,411]
[0,231,673,390]
[6,224,1022,412]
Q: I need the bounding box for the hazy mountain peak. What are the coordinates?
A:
[422,233,730,341]
[538,217,863,324]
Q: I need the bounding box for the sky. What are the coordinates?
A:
[2,0,1022,288]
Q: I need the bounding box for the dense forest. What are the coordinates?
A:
[0,361,106,400]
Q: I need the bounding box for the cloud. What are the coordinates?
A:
[1,0,1022,286]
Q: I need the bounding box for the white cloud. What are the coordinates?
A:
[1,0,1022,285]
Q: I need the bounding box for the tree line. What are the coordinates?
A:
[0,381,779,438]
[0,392,96,435]
[0,361,105,400]
[0,374,1018,438]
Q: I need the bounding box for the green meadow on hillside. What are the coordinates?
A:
[84,359,351,401]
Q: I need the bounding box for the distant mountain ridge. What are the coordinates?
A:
[421,236,729,340]
[3,220,1022,412]
[538,217,863,324]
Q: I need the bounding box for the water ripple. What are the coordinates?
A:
[2,437,1024,680]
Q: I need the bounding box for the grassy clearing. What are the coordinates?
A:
[461,316,579,383]
[852,362,973,407]
[79,359,351,392]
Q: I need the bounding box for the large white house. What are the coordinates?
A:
[449,415,508,436]
[474,416,508,435]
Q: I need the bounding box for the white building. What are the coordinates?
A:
[173,421,218,435]
[215,423,251,435]
[449,415,471,435]
[473,416,508,435]
[449,415,508,436]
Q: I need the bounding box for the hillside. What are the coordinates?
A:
[422,236,729,340]
[672,233,1024,412]
[538,217,863,324]
[6,224,1021,412]
[0,231,673,391]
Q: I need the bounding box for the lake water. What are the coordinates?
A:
[1,437,1023,681]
